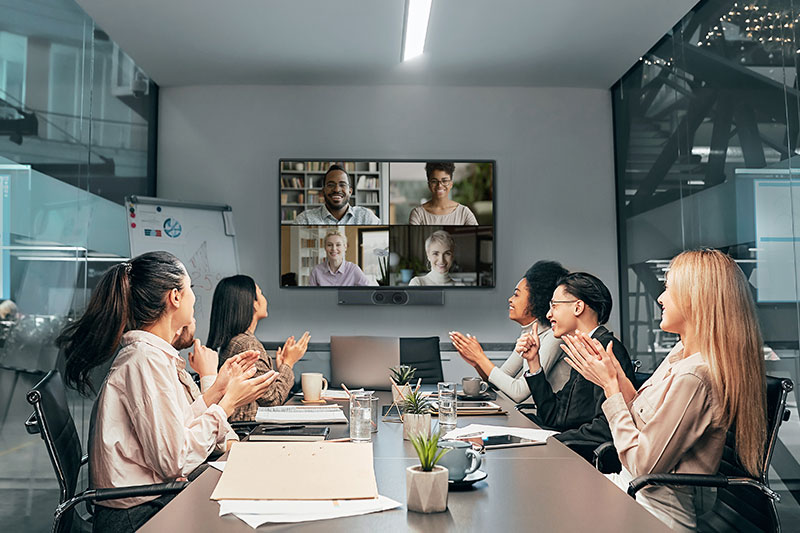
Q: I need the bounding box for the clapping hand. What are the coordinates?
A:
[448,331,489,367]
[276,331,310,368]
[213,350,260,393]
[219,367,278,416]
[188,339,219,377]
[561,331,619,396]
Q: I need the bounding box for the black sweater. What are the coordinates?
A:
[523,325,634,446]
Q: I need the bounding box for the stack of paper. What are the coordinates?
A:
[217,496,402,528]
[210,442,400,528]
[443,423,557,443]
[255,405,347,424]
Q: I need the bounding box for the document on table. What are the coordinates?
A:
[443,423,557,443]
[217,496,402,528]
[211,442,378,501]
[255,405,348,424]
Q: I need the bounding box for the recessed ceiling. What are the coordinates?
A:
[75,0,698,88]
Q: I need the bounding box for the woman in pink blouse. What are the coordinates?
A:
[57,251,278,532]
[562,249,767,531]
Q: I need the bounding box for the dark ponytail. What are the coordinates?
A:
[556,272,613,325]
[207,275,257,353]
[57,251,186,395]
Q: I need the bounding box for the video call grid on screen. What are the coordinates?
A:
[279,160,495,289]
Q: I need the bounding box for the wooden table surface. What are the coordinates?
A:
[140,390,670,532]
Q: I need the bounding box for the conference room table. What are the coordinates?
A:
[140,390,670,532]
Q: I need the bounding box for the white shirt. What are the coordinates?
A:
[489,321,568,402]
[89,330,234,508]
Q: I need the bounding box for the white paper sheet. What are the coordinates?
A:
[217,495,402,527]
[443,423,557,442]
[208,461,226,472]
[255,406,348,424]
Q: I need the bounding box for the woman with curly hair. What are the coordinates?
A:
[449,260,569,402]
[408,162,478,225]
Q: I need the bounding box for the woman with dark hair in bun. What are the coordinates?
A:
[408,162,478,225]
[57,251,277,532]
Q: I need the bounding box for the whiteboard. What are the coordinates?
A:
[753,180,800,303]
[126,196,239,343]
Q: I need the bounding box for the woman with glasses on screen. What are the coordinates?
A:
[408,162,478,225]
[562,250,767,531]
[409,230,458,286]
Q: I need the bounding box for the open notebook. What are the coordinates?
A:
[255,406,348,424]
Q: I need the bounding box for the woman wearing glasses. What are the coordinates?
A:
[408,162,478,225]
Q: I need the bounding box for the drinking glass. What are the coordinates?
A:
[438,382,457,430]
[369,395,379,433]
[349,392,372,442]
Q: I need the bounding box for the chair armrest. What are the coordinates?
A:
[56,481,189,520]
[25,412,40,434]
[592,441,619,472]
[515,403,536,411]
[81,454,89,466]
[559,439,601,462]
[628,473,730,497]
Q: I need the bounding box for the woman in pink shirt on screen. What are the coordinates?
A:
[56,251,278,532]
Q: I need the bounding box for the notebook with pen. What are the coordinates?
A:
[248,425,330,441]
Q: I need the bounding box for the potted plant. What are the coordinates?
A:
[402,390,431,441]
[406,432,450,513]
[396,255,425,284]
[390,365,415,404]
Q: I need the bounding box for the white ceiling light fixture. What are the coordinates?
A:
[402,0,433,61]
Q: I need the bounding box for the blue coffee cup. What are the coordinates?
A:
[437,440,482,481]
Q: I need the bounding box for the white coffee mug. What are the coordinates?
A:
[301,372,328,401]
[462,377,488,396]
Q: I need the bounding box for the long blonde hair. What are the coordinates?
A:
[669,249,766,476]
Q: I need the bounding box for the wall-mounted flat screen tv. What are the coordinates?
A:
[279,160,494,289]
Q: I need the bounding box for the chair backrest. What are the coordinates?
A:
[399,337,443,384]
[699,375,792,533]
[26,370,83,532]
[329,336,400,390]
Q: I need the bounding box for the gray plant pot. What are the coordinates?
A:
[406,465,448,513]
[402,413,431,441]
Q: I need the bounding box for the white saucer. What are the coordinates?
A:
[449,469,488,488]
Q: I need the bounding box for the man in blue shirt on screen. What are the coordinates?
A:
[294,165,380,225]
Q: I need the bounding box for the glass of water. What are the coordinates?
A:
[438,382,457,430]
[349,392,372,442]
[369,394,379,433]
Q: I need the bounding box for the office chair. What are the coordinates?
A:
[25,370,187,533]
[625,376,792,533]
[399,336,444,384]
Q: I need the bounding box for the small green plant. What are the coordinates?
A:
[410,432,449,472]
[390,365,416,386]
[403,390,431,415]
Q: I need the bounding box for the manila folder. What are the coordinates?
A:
[210,441,378,500]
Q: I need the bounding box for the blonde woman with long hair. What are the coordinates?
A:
[562,249,766,531]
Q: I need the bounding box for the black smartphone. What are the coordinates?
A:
[481,435,543,449]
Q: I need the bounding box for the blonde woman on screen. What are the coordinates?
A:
[408,162,478,225]
[409,230,456,286]
[308,231,369,286]
[563,249,766,531]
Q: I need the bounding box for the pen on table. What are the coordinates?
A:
[341,383,352,397]
[456,431,484,439]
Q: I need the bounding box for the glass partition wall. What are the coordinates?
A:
[613,0,800,523]
[0,1,156,530]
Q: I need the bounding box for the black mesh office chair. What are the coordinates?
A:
[625,375,792,533]
[26,370,187,533]
[399,337,443,384]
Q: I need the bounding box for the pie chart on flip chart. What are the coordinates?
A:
[164,217,182,238]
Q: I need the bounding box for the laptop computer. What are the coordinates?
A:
[329,336,400,390]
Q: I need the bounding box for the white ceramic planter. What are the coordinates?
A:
[391,382,412,405]
[406,465,448,513]
[402,413,431,441]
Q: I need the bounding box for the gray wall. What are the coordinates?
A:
[157,85,618,345]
